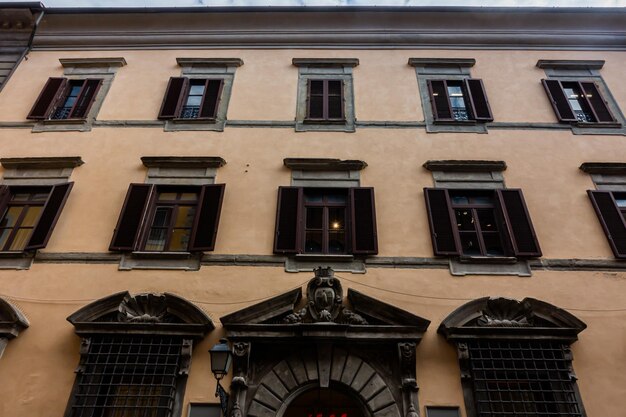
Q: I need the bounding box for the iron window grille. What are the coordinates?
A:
[464,340,584,417]
[67,335,185,417]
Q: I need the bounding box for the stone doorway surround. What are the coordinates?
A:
[220,267,430,417]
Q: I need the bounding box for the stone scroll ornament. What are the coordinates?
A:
[283,267,367,325]
[476,297,533,327]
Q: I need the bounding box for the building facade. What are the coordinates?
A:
[0,4,625,417]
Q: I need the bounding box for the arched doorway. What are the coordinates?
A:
[284,387,367,417]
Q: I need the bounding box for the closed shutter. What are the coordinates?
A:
[465,78,494,121]
[350,187,378,254]
[158,77,188,119]
[109,184,155,251]
[69,79,102,119]
[27,77,68,120]
[496,189,542,257]
[427,79,453,121]
[273,187,302,254]
[25,182,74,250]
[199,79,224,119]
[587,190,626,258]
[424,188,460,256]
[580,82,616,123]
[188,184,225,252]
[541,79,577,122]
[328,79,344,120]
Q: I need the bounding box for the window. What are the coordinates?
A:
[158,77,224,120]
[274,187,377,255]
[110,183,225,253]
[424,188,541,258]
[542,79,616,124]
[427,79,493,123]
[306,79,344,122]
[587,190,626,259]
[27,77,103,120]
[0,183,73,252]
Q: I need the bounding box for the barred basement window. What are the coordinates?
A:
[68,335,184,417]
[466,340,583,417]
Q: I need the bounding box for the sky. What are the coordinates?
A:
[2,0,625,8]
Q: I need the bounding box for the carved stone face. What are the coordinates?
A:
[314,287,336,312]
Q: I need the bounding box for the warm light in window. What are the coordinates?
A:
[432,93,439,96]
[332,221,341,229]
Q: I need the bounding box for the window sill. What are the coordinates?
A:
[303,119,347,125]
[294,254,354,262]
[32,118,91,132]
[449,257,531,277]
[163,118,224,132]
[131,251,194,259]
[433,119,478,125]
[171,117,217,123]
[119,251,201,271]
[459,255,518,264]
[286,254,365,274]
[0,252,34,270]
[574,121,622,128]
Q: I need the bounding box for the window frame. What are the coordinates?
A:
[27,77,104,121]
[587,189,626,259]
[305,79,346,123]
[302,188,349,255]
[158,77,225,122]
[426,78,493,123]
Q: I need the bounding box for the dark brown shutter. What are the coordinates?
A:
[541,79,577,122]
[587,190,626,258]
[27,77,67,120]
[25,182,74,250]
[424,188,460,256]
[274,187,302,254]
[109,184,155,251]
[496,189,542,257]
[349,187,378,255]
[69,79,102,119]
[0,186,10,219]
[465,78,493,121]
[581,82,616,123]
[188,184,225,252]
[327,79,344,120]
[199,79,224,119]
[427,79,453,121]
[158,77,188,119]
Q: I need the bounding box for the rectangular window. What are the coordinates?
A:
[67,335,184,417]
[542,79,616,124]
[27,77,103,120]
[587,190,626,258]
[109,184,225,253]
[427,78,493,123]
[306,79,345,122]
[467,340,584,417]
[158,77,224,120]
[424,188,541,258]
[274,187,377,255]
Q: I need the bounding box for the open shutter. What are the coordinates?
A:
[306,79,313,119]
[274,187,302,254]
[349,187,378,255]
[424,188,460,256]
[27,77,67,120]
[427,79,453,121]
[465,78,494,121]
[158,77,188,119]
[109,184,155,251]
[69,79,102,119]
[0,186,10,218]
[25,182,74,250]
[587,190,626,258]
[188,184,225,252]
[541,79,577,122]
[496,189,542,257]
[199,79,224,119]
[580,82,616,123]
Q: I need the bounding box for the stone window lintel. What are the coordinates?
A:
[536,59,605,70]
[176,57,243,68]
[0,156,84,170]
[60,57,127,69]
[408,58,476,68]
[284,158,367,172]
[292,58,359,68]
[423,160,507,173]
[141,156,226,170]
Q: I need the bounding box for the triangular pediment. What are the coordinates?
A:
[0,297,29,339]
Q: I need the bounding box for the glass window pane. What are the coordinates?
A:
[1,206,23,228]
[306,207,323,229]
[169,229,191,251]
[69,85,82,97]
[179,193,198,201]
[63,96,77,107]
[328,80,342,95]
[151,207,171,228]
[451,195,469,205]
[9,229,31,251]
[21,206,42,228]
[174,206,196,228]
[483,232,505,256]
[477,209,498,231]
[328,96,343,119]
[185,95,202,107]
[308,96,323,118]
[326,193,347,204]
[0,229,10,250]
[328,208,345,231]
[469,195,493,205]
[614,197,626,207]
[328,231,345,254]
[310,80,324,95]
[455,209,475,231]
[11,193,31,201]
[158,192,177,201]
[460,231,481,255]
[188,84,206,96]
[145,228,167,251]
[31,193,50,201]
[304,231,323,253]
[304,191,323,203]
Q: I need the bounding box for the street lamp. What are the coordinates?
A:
[209,338,233,417]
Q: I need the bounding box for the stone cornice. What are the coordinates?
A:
[423,160,507,173]
[176,57,244,67]
[284,158,367,171]
[141,156,226,169]
[536,59,605,70]
[579,162,626,175]
[31,9,626,50]
[0,156,84,170]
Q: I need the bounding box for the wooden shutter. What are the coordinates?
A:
[327,79,344,120]
[465,78,493,121]
[158,77,188,119]
[25,182,74,250]
[587,190,626,258]
[496,189,542,257]
[109,184,155,251]
[580,82,616,123]
[427,80,453,121]
[0,186,10,218]
[274,187,302,254]
[199,79,224,119]
[424,188,460,256]
[350,187,378,255]
[541,79,577,122]
[27,77,67,120]
[69,79,102,119]
[188,184,225,252]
